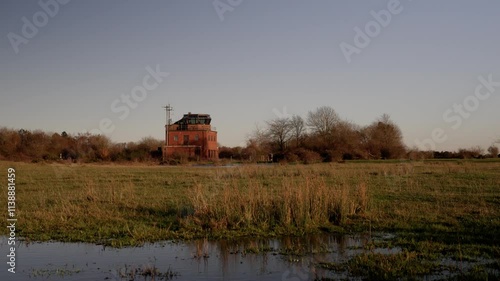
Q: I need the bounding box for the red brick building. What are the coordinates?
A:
[163,113,218,160]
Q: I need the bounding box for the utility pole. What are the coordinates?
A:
[163,104,173,159]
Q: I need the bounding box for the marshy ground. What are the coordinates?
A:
[0,159,498,280]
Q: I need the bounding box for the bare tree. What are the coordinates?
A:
[289,115,305,147]
[363,114,406,159]
[487,145,499,158]
[330,120,365,160]
[247,123,269,147]
[138,136,163,151]
[306,106,340,135]
[458,146,483,159]
[0,128,20,159]
[266,117,293,152]
[245,123,272,161]
[88,134,112,160]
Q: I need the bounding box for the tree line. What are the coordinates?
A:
[219,106,500,163]
[1,106,498,163]
[0,128,163,163]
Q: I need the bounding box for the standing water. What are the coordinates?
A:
[0,234,378,281]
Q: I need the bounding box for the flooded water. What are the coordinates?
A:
[1,234,495,280]
[0,234,376,281]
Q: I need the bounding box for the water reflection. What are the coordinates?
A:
[0,234,371,281]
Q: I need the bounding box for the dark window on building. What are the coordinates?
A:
[183,135,189,145]
[173,135,178,142]
[194,134,199,141]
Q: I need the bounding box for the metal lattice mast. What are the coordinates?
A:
[163,104,173,147]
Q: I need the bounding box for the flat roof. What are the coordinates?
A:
[174,113,212,125]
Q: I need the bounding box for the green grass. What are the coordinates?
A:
[320,250,440,280]
[0,160,498,250]
[1,160,499,279]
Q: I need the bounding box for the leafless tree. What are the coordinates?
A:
[330,120,365,160]
[88,134,112,160]
[458,146,484,159]
[487,145,499,158]
[0,128,20,159]
[306,106,340,135]
[247,123,269,147]
[363,114,406,159]
[138,136,163,150]
[289,115,305,147]
[245,123,272,161]
[266,117,293,152]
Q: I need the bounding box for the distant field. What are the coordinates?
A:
[0,160,499,249]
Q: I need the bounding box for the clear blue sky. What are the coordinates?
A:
[1,0,499,151]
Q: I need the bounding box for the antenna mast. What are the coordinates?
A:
[163,104,173,125]
[163,104,174,147]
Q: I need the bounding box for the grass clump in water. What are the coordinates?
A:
[346,251,439,280]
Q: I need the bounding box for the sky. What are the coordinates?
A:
[0,0,499,151]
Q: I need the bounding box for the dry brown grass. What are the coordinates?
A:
[181,165,369,233]
[0,159,498,245]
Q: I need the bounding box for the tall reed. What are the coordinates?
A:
[183,168,368,233]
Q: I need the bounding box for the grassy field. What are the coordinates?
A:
[1,160,499,278]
